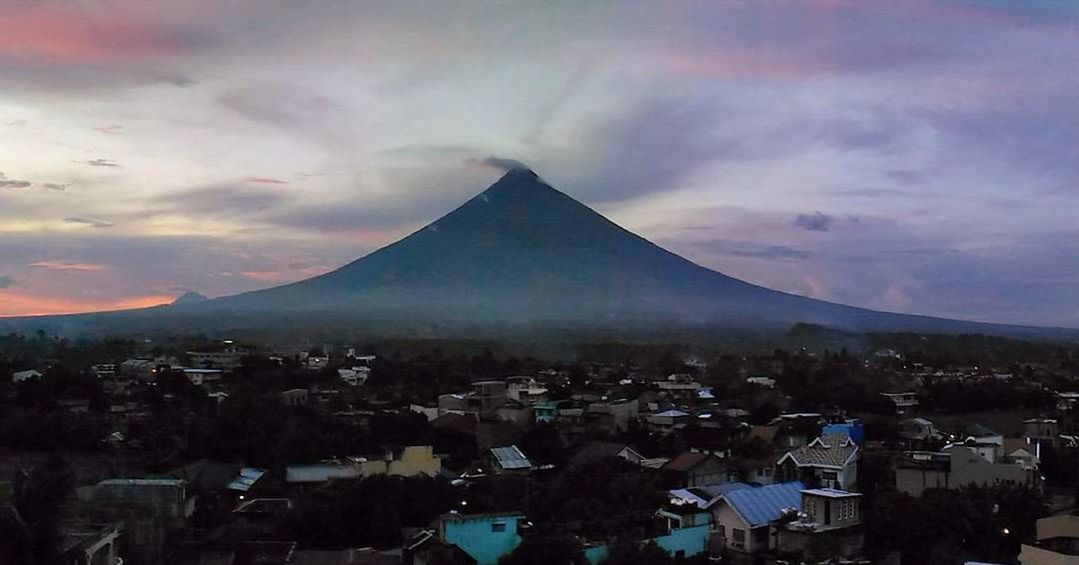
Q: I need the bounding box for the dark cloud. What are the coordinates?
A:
[244,176,289,185]
[794,211,834,232]
[0,276,12,288]
[695,240,811,261]
[159,184,287,218]
[0,172,32,189]
[64,217,116,229]
[79,159,121,168]
[465,156,530,172]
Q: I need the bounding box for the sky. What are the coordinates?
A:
[1,1,1078,327]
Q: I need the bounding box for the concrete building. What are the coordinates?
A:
[708,481,805,555]
[61,524,122,565]
[777,434,860,491]
[778,489,864,560]
[1020,515,1079,564]
[895,446,1041,497]
[437,512,525,565]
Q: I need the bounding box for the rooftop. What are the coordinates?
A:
[721,481,805,527]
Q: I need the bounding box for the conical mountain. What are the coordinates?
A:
[2,168,1073,338]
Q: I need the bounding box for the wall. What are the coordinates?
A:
[711,502,757,553]
[440,514,523,565]
[582,523,711,564]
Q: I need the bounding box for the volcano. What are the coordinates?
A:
[2,168,1074,339]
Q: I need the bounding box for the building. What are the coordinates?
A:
[881,392,919,414]
[648,409,691,435]
[183,368,224,386]
[895,446,1041,497]
[898,417,941,443]
[12,369,43,383]
[77,478,194,564]
[662,451,733,488]
[286,446,441,484]
[708,481,805,554]
[777,489,864,560]
[821,420,865,445]
[61,523,122,565]
[582,506,712,563]
[776,434,860,491]
[437,512,525,565]
[280,388,309,406]
[1019,515,1079,564]
[488,445,532,474]
[469,381,508,415]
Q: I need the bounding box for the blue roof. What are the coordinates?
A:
[723,481,804,527]
[699,482,755,498]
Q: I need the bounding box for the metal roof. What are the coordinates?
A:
[722,481,804,527]
[227,467,266,492]
[490,445,532,470]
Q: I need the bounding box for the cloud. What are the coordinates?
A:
[30,261,106,271]
[78,159,121,167]
[0,276,12,288]
[794,211,834,232]
[94,125,123,135]
[42,183,67,191]
[159,184,287,218]
[688,240,811,261]
[244,176,289,184]
[64,217,116,228]
[465,156,530,172]
[0,4,202,63]
[0,172,32,189]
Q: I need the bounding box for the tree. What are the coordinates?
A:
[603,539,672,565]
[0,455,72,565]
[499,533,586,565]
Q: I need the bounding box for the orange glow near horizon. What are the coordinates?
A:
[0,290,174,317]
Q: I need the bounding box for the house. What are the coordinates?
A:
[776,434,859,491]
[777,489,864,560]
[769,414,824,450]
[584,399,639,433]
[668,482,755,509]
[436,512,525,565]
[339,367,370,386]
[583,506,712,564]
[404,529,477,565]
[505,376,548,404]
[488,445,532,474]
[1025,418,1060,458]
[648,409,691,434]
[566,441,645,469]
[881,392,919,414]
[898,417,940,443]
[356,446,442,478]
[183,368,223,386]
[61,523,122,565]
[76,478,194,564]
[821,419,865,445]
[280,388,309,406]
[707,481,805,554]
[1020,515,1079,564]
[895,446,1041,497]
[12,369,43,383]
[662,451,733,488]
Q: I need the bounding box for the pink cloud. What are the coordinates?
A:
[0,289,171,317]
[94,125,124,135]
[0,5,194,62]
[30,261,106,271]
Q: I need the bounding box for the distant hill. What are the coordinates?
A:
[171,291,209,305]
[2,168,1076,341]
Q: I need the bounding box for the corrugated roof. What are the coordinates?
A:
[723,481,804,527]
[491,445,532,470]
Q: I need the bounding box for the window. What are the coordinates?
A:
[491,522,506,532]
[731,528,746,551]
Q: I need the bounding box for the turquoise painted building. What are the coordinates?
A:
[583,508,712,564]
[438,512,525,565]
